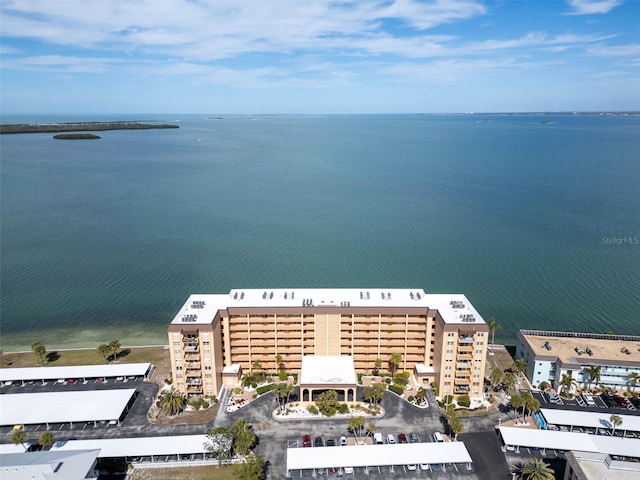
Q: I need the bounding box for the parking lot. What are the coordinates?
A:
[529,389,640,415]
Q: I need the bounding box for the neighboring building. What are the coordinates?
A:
[515,330,640,392]
[0,449,100,480]
[167,288,488,399]
[564,451,640,480]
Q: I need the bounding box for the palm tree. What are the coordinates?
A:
[374,357,382,376]
[610,414,623,436]
[389,352,402,382]
[252,360,263,383]
[38,430,55,449]
[108,339,121,362]
[583,365,601,390]
[490,367,503,389]
[503,372,516,394]
[275,353,284,374]
[348,416,365,441]
[559,373,577,397]
[366,422,377,438]
[450,416,463,440]
[525,393,541,421]
[31,341,47,367]
[538,381,550,391]
[158,387,185,415]
[627,371,639,393]
[97,344,111,363]
[513,459,555,480]
[513,358,528,376]
[510,392,525,418]
[487,317,499,346]
[241,373,255,388]
[10,428,28,451]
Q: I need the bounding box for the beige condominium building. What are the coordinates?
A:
[167,288,489,400]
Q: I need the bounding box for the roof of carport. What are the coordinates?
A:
[50,435,210,457]
[0,363,151,383]
[540,408,640,432]
[498,427,640,457]
[286,442,472,471]
[0,389,136,426]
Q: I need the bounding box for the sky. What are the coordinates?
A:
[1,0,639,114]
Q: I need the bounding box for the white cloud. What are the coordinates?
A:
[566,0,622,15]
[587,43,640,56]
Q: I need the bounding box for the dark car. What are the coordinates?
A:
[398,433,408,444]
[326,438,336,446]
[303,434,312,447]
[410,433,420,443]
[315,436,324,447]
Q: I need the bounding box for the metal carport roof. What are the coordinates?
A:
[540,408,640,432]
[0,389,136,426]
[286,442,472,471]
[498,427,640,457]
[0,363,152,383]
[50,435,210,457]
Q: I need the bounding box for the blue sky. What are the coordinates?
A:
[1,0,639,114]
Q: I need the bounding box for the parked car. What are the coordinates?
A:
[303,434,312,447]
[407,464,417,471]
[373,432,383,444]
[410,433,420,443]
[314,437,324,447]
[340,436,348,446]
[326,438,336,447]
[433,432,444,443]
[344,466,354,474]
[386,434,396,444]
[398,433,408,444]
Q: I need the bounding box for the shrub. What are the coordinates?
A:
[384,377,392,385]
[444,394,454,405]
[395,375,409,388]
[408,396,415,403]
[278,371,288,381]
[388,384,404,396]
[251,382,258,389]
[256,383,276,395]
[338,403,350,414]
[233,387,242,395]
[307,405,319,415]
[202,400,209,409]
[458,394,471,408]
[488,394,495,404]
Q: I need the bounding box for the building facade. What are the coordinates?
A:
[516,330,640,392]
[168,289,489,399]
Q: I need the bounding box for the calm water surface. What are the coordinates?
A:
[1,114,638,351]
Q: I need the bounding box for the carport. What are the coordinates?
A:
[0,363,153,386]
[0,389,136,429]
[286,442,473,476]
[498,426,640,457]
[540,408,640,436]
[50,435,214,464]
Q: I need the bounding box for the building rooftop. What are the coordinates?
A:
[0,363,152,383]
[50,435,210,458]
[170,289,485,326]
[0,449,99,480]
[519,330,640,367]
[566,451,640,480]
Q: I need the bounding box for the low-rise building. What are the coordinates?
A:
[167,288,489,400]
[515,330,640,392]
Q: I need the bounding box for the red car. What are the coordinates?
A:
[303,434,312,447]
[398,433,408,444]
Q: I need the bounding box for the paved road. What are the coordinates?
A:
[2,381,518,479]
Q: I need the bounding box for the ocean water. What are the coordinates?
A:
[1,114,639,351]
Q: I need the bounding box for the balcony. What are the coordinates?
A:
[183,344,199,353]
[184,354,200,362]
[455,369,471,377]
[182,335,199,343]
[186,362,201,369]
[186,370,201,377]
[454,377,471,385]
[456,354,473,361]
[458,336,474,344]
[187,378,202,385]
[187,385,203,394]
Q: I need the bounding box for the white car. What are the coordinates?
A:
[419,464,429,471]
[407,464,417,471]
[343,466,354,474]
[340,436,348,446]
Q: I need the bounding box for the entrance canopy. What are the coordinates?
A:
[299,356,357,402]
[287,443,472,471]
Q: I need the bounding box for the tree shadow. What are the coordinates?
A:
[46,352,60,363]
[115,349,131,361]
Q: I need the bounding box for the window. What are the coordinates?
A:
[445,374,451,378]
[446,349,453,354]
[205,358,211,363]
[174,350,180,354]
[177,374,184,379]
[476,349,482,354]
[473,374,480,379]
[447,341,454,345]
[205,374,212,379]
[445,366,452,370]
[448,333,454,337]
[477,341,483,345]
[204,349,210,354]
[177,366,183,370]
[205,366,212,371]
[203,341,210,346]
[477,333,484,337]
[173,341,180,346]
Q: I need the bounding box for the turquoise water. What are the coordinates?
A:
[1,114,639,351]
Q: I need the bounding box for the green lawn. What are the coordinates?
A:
[129,465,236,480]
[0,345,169,369]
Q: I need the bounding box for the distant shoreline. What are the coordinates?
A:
[0,121,180,134]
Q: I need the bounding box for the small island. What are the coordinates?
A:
[0,121,179,135]
[53,133,101,140]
